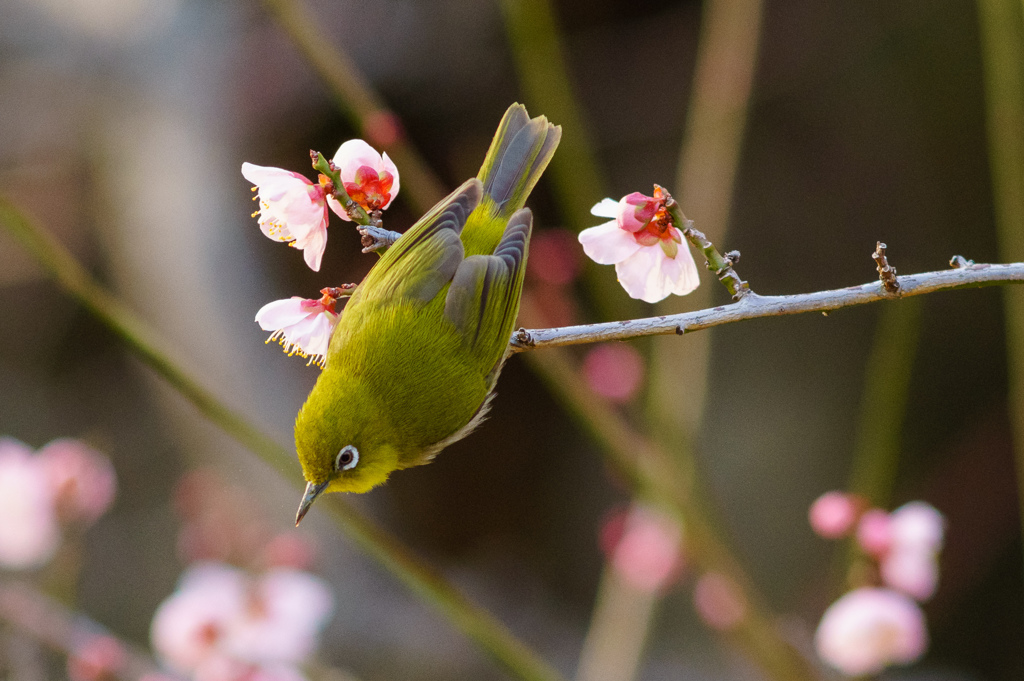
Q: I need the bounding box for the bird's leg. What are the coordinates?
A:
[358,222,402,254]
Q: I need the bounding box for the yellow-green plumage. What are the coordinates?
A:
[293,105,560,516]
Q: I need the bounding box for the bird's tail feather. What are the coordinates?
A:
[476,103,561,219]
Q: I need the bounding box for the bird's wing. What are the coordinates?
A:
[443,208,532,378]
[358,179,481,305]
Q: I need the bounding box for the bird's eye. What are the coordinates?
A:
[335,445,359,472]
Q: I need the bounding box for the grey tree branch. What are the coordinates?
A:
[510,260,1024,351]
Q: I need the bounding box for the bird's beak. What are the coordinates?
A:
[295,480,329,526]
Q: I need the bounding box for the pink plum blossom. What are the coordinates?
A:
[255,293,341,368]
[242,163,329,272]
[815,587,928,676]
[0,438,60,569]
[37,438,116,525]
[327,139,399,219]
[693,572,747,631]
[578,193,700,303]
[856,508,893,558]
[582,343,645,403]
[808,491,860,539]
[601,505,684,593]
[194,658,308,681]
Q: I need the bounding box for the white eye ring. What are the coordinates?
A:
[335,445,359,472]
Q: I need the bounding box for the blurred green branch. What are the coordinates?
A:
[976,0,1024,583]
[0,198,567,681]
[847,300,922,506]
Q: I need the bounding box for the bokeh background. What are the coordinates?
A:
[1,0,1022,679]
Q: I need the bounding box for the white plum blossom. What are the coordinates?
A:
[578,192,700,303]
[880,501,944,601]
[242,163,330,272]
[255,294,341,368]
[815,587,928,676]
[327,139,399,220]
[151,562,334,680]
[0,438,61,569]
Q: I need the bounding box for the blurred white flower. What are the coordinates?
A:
[327,139,399,219]
[226,568,335,664]
[889,501,944,554]
[151,563,247,673]
[0,438,60,569]
[151,562,334,677]
[881,549,939,602]
[578,193,699,303]
[815,587,927,676]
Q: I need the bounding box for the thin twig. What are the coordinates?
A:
[872,242,900,293]
[510,261,1024,351]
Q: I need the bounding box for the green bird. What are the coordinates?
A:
[294,104,561,524]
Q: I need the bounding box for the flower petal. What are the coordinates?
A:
[380,151,400,208]
[590,198,620,218]
[255,298,313,330]
[578,221,643,264]
[332,140,384,182]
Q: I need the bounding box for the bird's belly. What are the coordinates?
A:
[341,303,490,457]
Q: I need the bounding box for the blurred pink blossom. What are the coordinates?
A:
[578,193,700,303]
[255,294,340,368]
[327,139,399,219]
[601,505,684,593]
[881,549,939,601]
[151,563,247,673]
[37,438,117,525]
[68,636,126,681]
[856,508,892,558]
[815,587,927,676]
[151,563,334,676]
[242,163,329,272]
[693,572,747,631]
[527,230,583,286]
[582,344,645,403]
[261,533,316,571]
[225,568,334,664]
[194,657,307,681]
[808,491,861,539]
[0,438,60,569]
[889,501,944,554]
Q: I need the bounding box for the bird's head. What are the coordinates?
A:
[292,380,399,524]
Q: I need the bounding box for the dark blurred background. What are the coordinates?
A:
[1,0,1021,679]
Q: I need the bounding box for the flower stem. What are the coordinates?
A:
[0,198,567,681]
[661,188,750,299]
[311,151,370,224]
